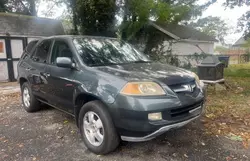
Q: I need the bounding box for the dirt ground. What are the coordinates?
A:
[0,93,249,161]
[0,82,19,95]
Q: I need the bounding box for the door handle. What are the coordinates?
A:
[26,67,31,71]
[44,73,50,77]
[32,57,39,61]
[40,72,50,78]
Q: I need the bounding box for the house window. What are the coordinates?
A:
[0,42,4,53]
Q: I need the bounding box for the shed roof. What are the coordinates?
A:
[0,13,65,36]
[233,37,247,47]
[150,22,218,42]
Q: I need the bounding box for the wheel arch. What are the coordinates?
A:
[74,92,111,127]
[19,77,28,87]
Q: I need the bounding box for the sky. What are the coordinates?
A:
[38,0,249,45]
[198,0,249,44]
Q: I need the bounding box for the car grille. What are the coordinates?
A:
[161,100,203,121]
[168,80,200,97]
[161,80,203,121]
[168,80,196,93]
[170,101,203,118]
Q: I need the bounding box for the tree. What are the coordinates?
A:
[120,0,196,40]
[76,0,116,35]
[115,0,219,58]
[224,0,250,38]
[118,0,217,41]
[39,0,79,34]
[0,0,8,12]
[2,0,39,16]
[238,11,250,38]
[224,0,250,8]
[189,16,231,45]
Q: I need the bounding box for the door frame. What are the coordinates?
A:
[0,36,28,82]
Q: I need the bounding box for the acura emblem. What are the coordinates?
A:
[173,84,196,93]
[182,84,195,92]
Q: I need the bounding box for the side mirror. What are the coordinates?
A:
[56,57,74,68]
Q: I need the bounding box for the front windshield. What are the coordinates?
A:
[73,38,150,66]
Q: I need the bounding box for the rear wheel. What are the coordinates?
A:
[78,100,120,154]
[21,82,40,112]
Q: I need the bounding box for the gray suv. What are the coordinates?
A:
[18,35,206,154]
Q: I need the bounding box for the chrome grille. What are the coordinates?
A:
[169,81,197,93]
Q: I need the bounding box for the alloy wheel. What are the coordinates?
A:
[83,111,104,146]
[23,87,30,107]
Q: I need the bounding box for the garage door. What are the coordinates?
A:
[11,39,24,79]
[0,36,28,82]
[0,39,8,82]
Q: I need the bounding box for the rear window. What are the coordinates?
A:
[26,40,38,54]
[33,39,52,63]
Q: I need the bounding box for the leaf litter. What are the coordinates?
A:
[203,77,250,149]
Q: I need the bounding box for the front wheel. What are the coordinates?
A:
[78,100,120,154]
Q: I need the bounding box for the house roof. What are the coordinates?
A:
[150,22,218,42]
[0,13,65,36]
[233,37,246,47]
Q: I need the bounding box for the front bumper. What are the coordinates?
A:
[108,84,206,142]
[121,114,200,142]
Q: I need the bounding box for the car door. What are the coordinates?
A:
[44,39,76,114]
[27,39,52,101]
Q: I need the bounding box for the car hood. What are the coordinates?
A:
[95,62,195,86]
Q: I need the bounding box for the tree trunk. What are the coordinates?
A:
[71,0,78,34]
[0,0,8,12]
[28,0,37,16]
[123,0,129,22]
[120,0,129,40]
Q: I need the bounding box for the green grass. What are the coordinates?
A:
[224,63,250,77]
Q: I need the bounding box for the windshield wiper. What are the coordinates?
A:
[132,60,151,63]
[89,60,151,67]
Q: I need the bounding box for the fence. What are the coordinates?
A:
[159,54,250,71]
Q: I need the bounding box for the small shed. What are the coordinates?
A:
[132,21,218,67]
[150,22,218,55]
[0,13,65,82]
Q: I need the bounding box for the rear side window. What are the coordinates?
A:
[33,40,52,63]
[26,40,38,54]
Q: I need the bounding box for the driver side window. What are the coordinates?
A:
[51,40,72,64]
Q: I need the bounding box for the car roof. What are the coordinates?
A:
[40,35,118,41]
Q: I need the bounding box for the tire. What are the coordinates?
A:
[21,82,40,112]
[78,100,120,154]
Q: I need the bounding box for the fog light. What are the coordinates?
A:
[148,112,162,121]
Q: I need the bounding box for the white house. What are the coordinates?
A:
[150,22,217,55]
[232,36,249,51]
[0,13,65,82]
[233,36,247,48]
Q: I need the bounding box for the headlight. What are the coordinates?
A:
[192,72,201,86]
[120,82,166,96]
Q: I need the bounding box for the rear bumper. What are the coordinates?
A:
[121,114,200,142]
